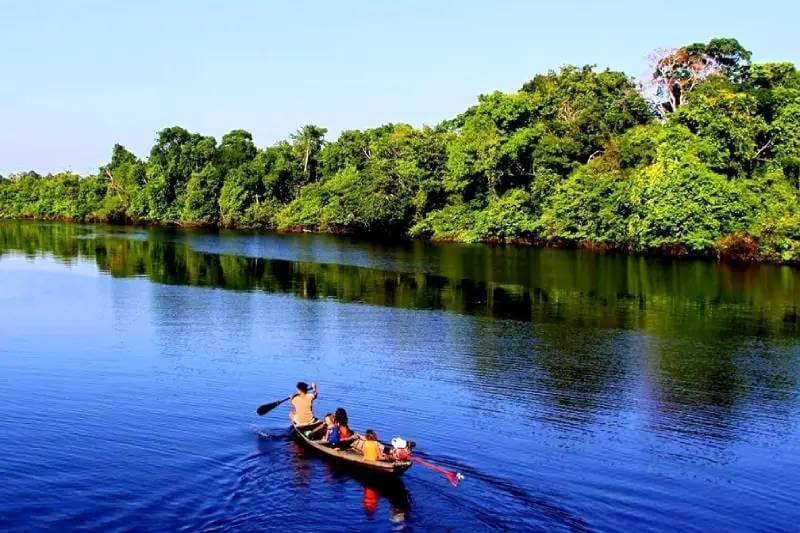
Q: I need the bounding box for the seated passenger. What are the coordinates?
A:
[312,412,333,441]
[324,413,341,446]
[335,407,352,440]
[362,429,384,461]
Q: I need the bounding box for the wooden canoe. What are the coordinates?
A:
[292,420,412,476]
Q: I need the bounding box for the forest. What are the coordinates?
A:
[2,38,799,262]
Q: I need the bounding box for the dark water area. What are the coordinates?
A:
[0,221,798,531]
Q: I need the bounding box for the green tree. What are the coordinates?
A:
[770,88,800,187]
[674,80,768,177]
[146,126,217,221]
[217,129,257,172]
[543,153,633,245]
[99,144,147,221]
[628,126,747,251]
[291,125,327,185]
[182,165,223,224]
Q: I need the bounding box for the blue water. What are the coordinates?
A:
[0,222,799,531]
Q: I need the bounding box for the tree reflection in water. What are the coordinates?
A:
[3,220,799,445]
[1,220,797,342]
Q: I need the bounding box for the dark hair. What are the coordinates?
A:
[296,382,309,393]
[334,407,349,426]
[365,429,377,440]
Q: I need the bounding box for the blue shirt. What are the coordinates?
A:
[328,424,341,444]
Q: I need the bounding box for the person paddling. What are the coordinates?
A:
[289,381,318,425]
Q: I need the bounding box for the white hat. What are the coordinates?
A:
[391,437,407,449]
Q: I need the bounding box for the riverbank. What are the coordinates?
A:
[2,215,797,267]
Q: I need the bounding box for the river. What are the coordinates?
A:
[0,220,798,531]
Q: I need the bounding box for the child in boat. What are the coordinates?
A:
[322,412,334,432]
[335,408,352,440]
[317,412,334,441]
[362,429,384,461]
[323,413,341,445]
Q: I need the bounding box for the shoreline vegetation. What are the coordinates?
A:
[2,38,799,264]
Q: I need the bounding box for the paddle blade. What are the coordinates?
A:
[446,472,465,487]
[256,400,282,416]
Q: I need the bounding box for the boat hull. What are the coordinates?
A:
[291,421,412,476]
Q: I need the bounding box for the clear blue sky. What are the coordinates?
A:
[1,0,798,175]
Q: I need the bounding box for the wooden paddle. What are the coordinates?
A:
[258,382,316,416]
[256,395,294,416]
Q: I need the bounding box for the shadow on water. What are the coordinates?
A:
[1,220,798,342]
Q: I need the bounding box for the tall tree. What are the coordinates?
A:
[651,38,751,116]
[290,125,327,184]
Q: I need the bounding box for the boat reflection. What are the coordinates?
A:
[353,469,410,522]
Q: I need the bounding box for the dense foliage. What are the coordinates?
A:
[2,38,799,262]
